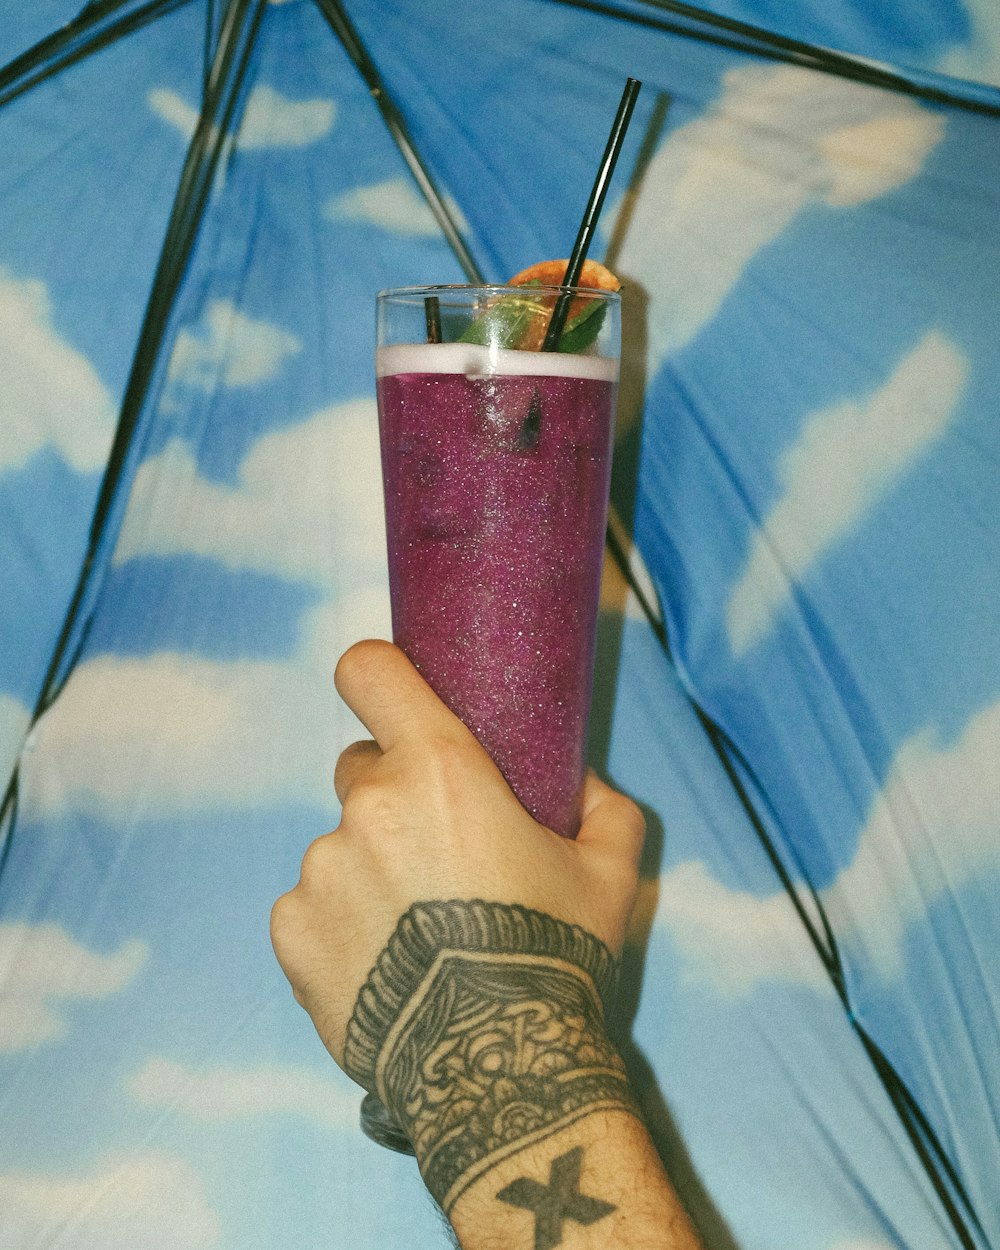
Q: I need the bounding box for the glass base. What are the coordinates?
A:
[360,1093,416,1155]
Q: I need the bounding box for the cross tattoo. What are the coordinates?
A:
[496,1146,616,1249]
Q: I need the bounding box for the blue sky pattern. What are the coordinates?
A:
[0,2,998,1248]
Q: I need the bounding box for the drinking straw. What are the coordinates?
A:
[542,76,641,351]
[424,294,442,343]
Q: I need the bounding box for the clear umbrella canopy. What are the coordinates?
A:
[0,2,998,1248]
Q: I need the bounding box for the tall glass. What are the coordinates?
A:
[377,284,620,836]
[361,283,620,1151]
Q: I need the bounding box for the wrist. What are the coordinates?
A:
[451,1110,702,1250]
[343,899,639,1213]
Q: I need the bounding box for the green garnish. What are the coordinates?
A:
[554,298,606,354]
[458,280,608,353]
[458,287,545,349]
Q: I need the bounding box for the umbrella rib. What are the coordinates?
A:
[202,0,215,96]
[604,509,841,984]
[686,700,990,1250]
[53,0,267,696]
[0,0,268,851]
[855,1024,989,1250]
[312,0,485,282]
[0,0,198,110]
[695,710,847,986]
[547,0,1000,117]
[600,520,992,1246]
[635,622,987,1247]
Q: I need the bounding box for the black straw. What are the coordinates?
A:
[424,294,442,343]
[542,76,641,351]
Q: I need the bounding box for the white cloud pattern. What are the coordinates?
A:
[147,88,199,141]
[238,84,335,149]
[614,64,945,367]
[148,84,334,150]
[824,698,1000,978]
[21,389,391,819]
[641,864,832,995]
[0,924,147,1051]
[0,1155,219,1250]
[325,175,468,237]
[113,397,385,581]
[937,0,1000,89]
[652,698,1000,991]
[0,271,116,475]
[166,299,301,391]
[727,332,969,653]
[21,591,389,819]
[129,1057,358,1129]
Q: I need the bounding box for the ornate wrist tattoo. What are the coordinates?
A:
[344,899,638,1213]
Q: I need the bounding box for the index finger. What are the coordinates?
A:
[334,639,469,752]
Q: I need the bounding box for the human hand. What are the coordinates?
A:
[270,638,645,1076]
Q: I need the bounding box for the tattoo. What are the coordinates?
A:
[497,1146,616,1249]
[344,900,637,1212]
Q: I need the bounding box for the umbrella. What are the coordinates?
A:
[0,2,998,1247]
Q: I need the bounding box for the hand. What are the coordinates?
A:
[270,639,645,1074]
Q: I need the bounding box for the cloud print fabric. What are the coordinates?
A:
[0,2,998,1249]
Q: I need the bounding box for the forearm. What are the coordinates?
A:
[451,1110,702,1250]
[343,899,704,1250]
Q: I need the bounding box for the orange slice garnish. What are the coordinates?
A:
[505,259,620,350]
[508,258,621,292]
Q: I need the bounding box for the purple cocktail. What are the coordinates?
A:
[376,287,620,837]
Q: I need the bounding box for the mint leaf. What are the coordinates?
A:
[555,298,606,353]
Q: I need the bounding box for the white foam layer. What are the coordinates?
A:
[377,342,619,381]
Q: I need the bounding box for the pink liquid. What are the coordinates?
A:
[376,343,617,837]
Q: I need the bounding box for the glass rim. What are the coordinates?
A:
[377,282,621,302]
